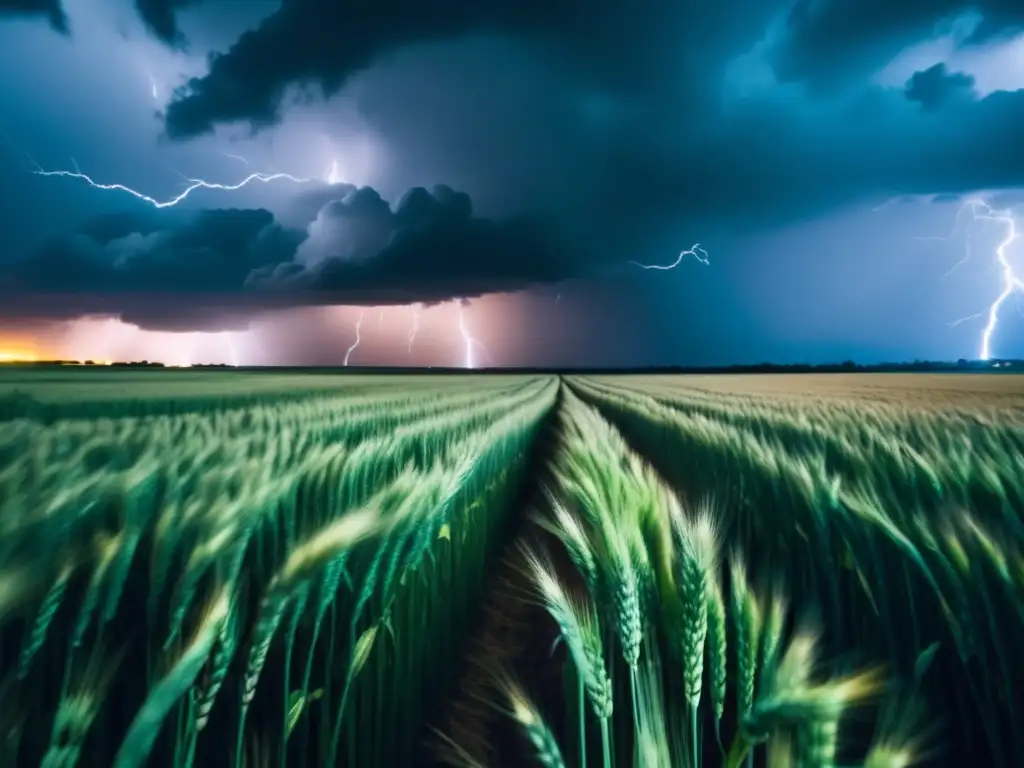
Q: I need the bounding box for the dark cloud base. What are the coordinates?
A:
[0,183,575,330]
[0,0,67,32]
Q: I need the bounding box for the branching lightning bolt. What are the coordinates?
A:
[938,199,1022,361]
[630,243,710,270]
[456,301,488,369]
[407,305,422,356]
[224,333,240,367]
[343,310,364,367]
[31,160,310,208]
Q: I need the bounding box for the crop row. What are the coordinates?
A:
[0,376,558,767]
[565,375,1024,766]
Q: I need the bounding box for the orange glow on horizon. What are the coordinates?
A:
[0,350,39,363]
[0,289,563,367]
[0,336,45,363]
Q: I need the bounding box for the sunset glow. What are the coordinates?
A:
[0,337,45,363]
[0,291,562,368]
[0,349,39,363]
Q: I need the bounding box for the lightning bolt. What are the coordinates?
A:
[224,333,240,367]
[343,310,364,367]
[630,243,710,270]
[407,304,422,356]
[456,301,488,369]
[31,161,310,209]
[377,307,385,335]
[943,199,1023,361]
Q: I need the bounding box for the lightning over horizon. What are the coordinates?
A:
[932,198,1023,361]
[456,301,488,369]
[343,309,364,367]
[407,305,422,356]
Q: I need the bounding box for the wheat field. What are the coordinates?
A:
[0,370,1020,768]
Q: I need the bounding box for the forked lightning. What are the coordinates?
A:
[343,310,364,367]
[407,305,422,356]
[31,162,310,208]
[457,302,488,369]
[631,243,710,270]
[940,199,1022,361]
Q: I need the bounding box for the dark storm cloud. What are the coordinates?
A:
[0,0,67,32]
[0,185,569,329]
[134,0,201,46]
[161,0,774,140]
[768,0,1024,89]
[161,0,562,139]
[12,208,298,294]
[152,0,1024,236]
[250,184,568,303]
[905,64,975,111]
[7,0,1024,340]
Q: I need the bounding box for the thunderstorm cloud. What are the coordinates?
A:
[149,0,1024,236]
[0,185,568,329]
[2,0,1024,343]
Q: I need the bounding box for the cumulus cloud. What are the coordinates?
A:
[250,184,568,303]
[295,186,395,266]
[0,184,569,329]
[0,0,67,32]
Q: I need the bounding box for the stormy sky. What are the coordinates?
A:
[0,0,1022,367]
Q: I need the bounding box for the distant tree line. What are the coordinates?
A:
[553,359,1022,375]
[4,359,1021,374]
